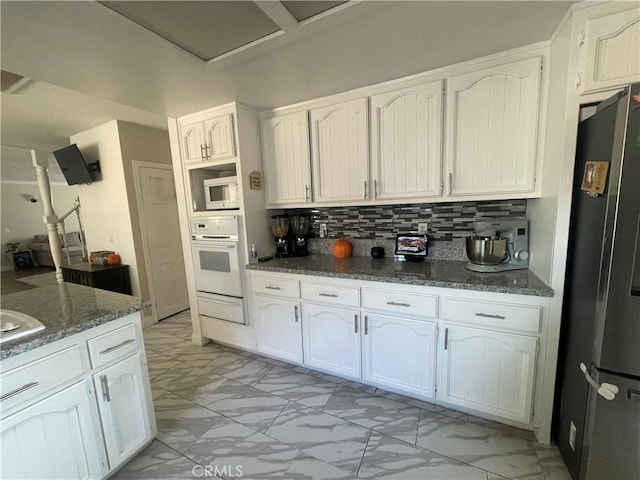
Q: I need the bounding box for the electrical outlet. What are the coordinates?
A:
[569,421,576,451]
[418,223,428,235]
[319,223,328,238]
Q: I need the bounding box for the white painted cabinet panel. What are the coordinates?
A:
[310,98,369,204]
[204,113,236,161]
[362,313,437,399]
[93,353,152,470]
[371,81,443,201]
[440,324,537,423]
[446,57,541,196]
[583,9,640,93]
[301,303,361,379]
[262,111,312,206]
[254,296,303,363]
[0,380,104,480]
[180,120,206,163]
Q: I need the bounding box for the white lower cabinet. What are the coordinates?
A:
[362,313,437,399]
[440,324,538,423]
[0,380,104,479]
[301,303,361,379]
[254,296,303,363]
[93,353,151,470]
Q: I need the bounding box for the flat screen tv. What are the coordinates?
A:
[52,144,99,185]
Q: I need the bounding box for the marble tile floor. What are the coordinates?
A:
[114,310,571,480]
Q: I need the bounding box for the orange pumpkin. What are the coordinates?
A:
[332,238,352,258]
[106,253,121,265]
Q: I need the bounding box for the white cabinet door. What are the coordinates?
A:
[301,303,361,379]
[583,9,640,93]
[446,57,541,196]
[362,313,437,399]
[262,111,312,206]
[440,324,538,423]
[254,296,303,363]
[310,98,369,204]
[1,381,105,480]
[371,81,443,201]
[204,113,236,161]
[180,120,206,163]
[94,353,152,470]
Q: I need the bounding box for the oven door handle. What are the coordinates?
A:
[192,243,237,249]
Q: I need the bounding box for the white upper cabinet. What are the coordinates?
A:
[261,111,312,206]
[446,57,542,196]
[310,98,369,204]
[370,81,443,201]
[180,113,236,163]
[582,9,640,93]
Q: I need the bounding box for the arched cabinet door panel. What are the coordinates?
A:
[254,296,303,363]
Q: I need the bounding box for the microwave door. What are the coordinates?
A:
[192,243,242,297]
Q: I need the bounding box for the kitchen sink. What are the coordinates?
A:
[0,309,45,344]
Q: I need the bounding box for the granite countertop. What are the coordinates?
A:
[246,255,553,297]
[1,283,150,360]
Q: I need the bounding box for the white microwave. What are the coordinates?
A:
[203,176,239,210]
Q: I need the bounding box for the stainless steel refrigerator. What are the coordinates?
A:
[555,83,640,480]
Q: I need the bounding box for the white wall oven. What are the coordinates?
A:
[191,216,245,325]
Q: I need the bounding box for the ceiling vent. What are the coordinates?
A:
[1,70,33,94]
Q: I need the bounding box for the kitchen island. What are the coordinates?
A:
[1,283,155,479]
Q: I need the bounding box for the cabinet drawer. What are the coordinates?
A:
[444,298,541,333]
[252,275,300,299]
[0,345,85,413]
[362,288,438,318]
[87,323,140,369]
[301,282,360,307]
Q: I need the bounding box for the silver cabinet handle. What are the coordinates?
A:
[200,145,207,161]
[205,144,212,159]
[294,305,299,323]
[373,180,378,199]
[318,293,338,298]
[265,286,281,290]
[100,375,111,403]
[444,328,449,350]
[100,338,135,355]
[354,314,359,334]
[305,185,310,202]
[387,301,411,307]
[449,172,453,195]
[364,180,368,200]
[0,381,39,402]
[364,316,369,335]
[475,313,506,320]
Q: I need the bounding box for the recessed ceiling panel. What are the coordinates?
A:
[281,1,348,22]
[101,1,280,61]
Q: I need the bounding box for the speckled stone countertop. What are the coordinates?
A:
[1,283,150,360]
[246,255,553,297]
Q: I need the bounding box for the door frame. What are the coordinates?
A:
[132,161,179,327]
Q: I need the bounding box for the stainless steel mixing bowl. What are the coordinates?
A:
[465,236,507,265]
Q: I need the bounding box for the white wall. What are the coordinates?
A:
[70,121,142,296]
[0,182,79,269]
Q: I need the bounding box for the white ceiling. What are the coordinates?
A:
[1,0,577,173]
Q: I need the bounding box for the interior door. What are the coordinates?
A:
[137,165,189,320]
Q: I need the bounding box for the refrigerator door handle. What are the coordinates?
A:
[580,363,618,400]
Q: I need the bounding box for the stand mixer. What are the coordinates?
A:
[465,218,529,272]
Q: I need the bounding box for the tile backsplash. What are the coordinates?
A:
[282,199,527,241]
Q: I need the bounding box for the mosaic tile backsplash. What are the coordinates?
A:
[281,199,527,241]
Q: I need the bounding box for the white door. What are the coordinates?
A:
[262,111,312,206]
[180,120,206,163]
[371,81,443,201]
[254,296,303,363]
[583,9,640,93]
[362,313,437,399]
[440,324,538,423]
[310,98,369,204]
[446,57,541,196]
[204,113,236,160]
[137,164,189,320]
[93,353,152,470]
[1,381,105,479]
[301,303,361,379]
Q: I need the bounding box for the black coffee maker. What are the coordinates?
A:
[291,214,310,257]
[271,215,290,257]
